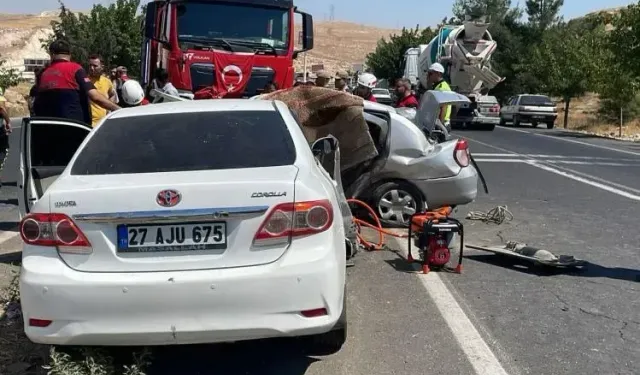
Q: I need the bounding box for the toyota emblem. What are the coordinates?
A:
[156,189,181,207]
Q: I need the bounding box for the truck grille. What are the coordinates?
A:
[189,64,275,97]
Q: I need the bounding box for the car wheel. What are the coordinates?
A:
[499,117,506,126]
[513,115,521,127]
[372,182,424,228]
[304,291,347,356]
[546,121,555,129]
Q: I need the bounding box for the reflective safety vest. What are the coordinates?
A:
[434,80,452,122]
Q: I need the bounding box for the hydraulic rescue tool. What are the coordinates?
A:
[407,207,464,274]
[467,242,585,268]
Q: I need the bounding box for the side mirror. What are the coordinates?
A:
[144,2,157,40]
[295,10,314,52]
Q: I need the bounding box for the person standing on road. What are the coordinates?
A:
[88,54,117,127]
[334,70,350,92]
[314,70,331,87]
[33,39,120,125]
[394,78,419,108]
[353,73,378,102]
[427,62,452,130]
[28,63,49,116]
[0,95,11,189]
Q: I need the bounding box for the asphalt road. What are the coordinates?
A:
[1,119,639,374]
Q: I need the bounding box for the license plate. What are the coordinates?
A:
[117,222,227,252]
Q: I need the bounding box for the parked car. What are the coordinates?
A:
[451,95,501,131]
[371,88,394,106]
[500,94,557,128]
[17,100,348,353]
[343,95,479,227]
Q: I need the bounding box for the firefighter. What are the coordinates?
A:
[120,80,150,107]
[353,73,378,102]
[33,39,120,125]
[394,78,419,108]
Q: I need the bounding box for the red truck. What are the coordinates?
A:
[141,0,314,98]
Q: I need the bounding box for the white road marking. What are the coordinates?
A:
[526,161,640,201]
[498,126,640,157]
[474,153,640,161]
[466,136,640,198]
[474,159,640,167]
[392,237,510,375]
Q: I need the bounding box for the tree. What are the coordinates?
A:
[525,0,564,31]
[609,4,640,81]
[0,56,21,93]
[526,23,601,128]
[452,0,517,22]
[366,26,436,82]
[42,0,143,77]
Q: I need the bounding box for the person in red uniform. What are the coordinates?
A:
[354,73,377,102]
[33,39,119,124]
[394,78,419,108]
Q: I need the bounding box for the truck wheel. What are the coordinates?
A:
[546,121,555,129]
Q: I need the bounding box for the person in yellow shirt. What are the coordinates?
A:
[87,54,117,127]
[427,62,452,131]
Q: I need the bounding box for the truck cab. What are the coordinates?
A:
[141,0,313,98]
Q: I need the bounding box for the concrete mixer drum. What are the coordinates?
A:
[417,19,505,96]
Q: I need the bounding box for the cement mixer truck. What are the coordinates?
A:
[409,17,505,130]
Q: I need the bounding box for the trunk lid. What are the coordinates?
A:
[48,166,298,272]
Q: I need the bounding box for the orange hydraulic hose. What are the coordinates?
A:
[346,198,409,251]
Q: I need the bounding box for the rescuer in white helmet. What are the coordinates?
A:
[354,72,378,102]
[427,62,452,130]
[121,80,150,107]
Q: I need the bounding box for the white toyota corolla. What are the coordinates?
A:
[17,99,347,353]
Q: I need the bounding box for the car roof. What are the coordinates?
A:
[109,99,277,119]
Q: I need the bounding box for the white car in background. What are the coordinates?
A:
[371,88,394,106]
[17,100,347,353]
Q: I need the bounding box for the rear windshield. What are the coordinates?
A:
[520,95,554,106]
[71,110,296,175]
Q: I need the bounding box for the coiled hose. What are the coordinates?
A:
[346,198,409,251]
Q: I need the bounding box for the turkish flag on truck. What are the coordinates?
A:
[194,51,256,99]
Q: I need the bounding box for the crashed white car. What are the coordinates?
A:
[17,100,347,352]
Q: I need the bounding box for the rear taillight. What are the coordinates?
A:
[490,104,500,112]
[454,139,470,167]
[20,213,92,254]
[253,200,334,246]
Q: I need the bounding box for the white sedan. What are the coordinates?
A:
[17,99,347,353]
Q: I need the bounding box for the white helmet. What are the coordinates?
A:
[357,73,377,89]
[121,80,146,106]
[428,63,445,74]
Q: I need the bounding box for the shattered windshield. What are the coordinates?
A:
[176,2,289,52]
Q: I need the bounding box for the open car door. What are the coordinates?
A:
[18,117,91,219]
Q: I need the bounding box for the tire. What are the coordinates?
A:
[499,117,506,126]
[371,181,424,228]
[304,291,347,356]
[513,115,521,127]
[546,121,555,129]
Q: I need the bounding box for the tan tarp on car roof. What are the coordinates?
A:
[261,86,378,171]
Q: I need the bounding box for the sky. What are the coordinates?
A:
[2,0,638,29]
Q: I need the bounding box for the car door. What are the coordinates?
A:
[18,118,92,218]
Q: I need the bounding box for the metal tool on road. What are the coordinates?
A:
[467,241,585,268]
[407,207,465,274]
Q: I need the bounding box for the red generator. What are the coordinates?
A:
[407,208,464,274]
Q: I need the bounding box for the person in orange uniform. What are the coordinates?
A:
[87,54,117,127]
